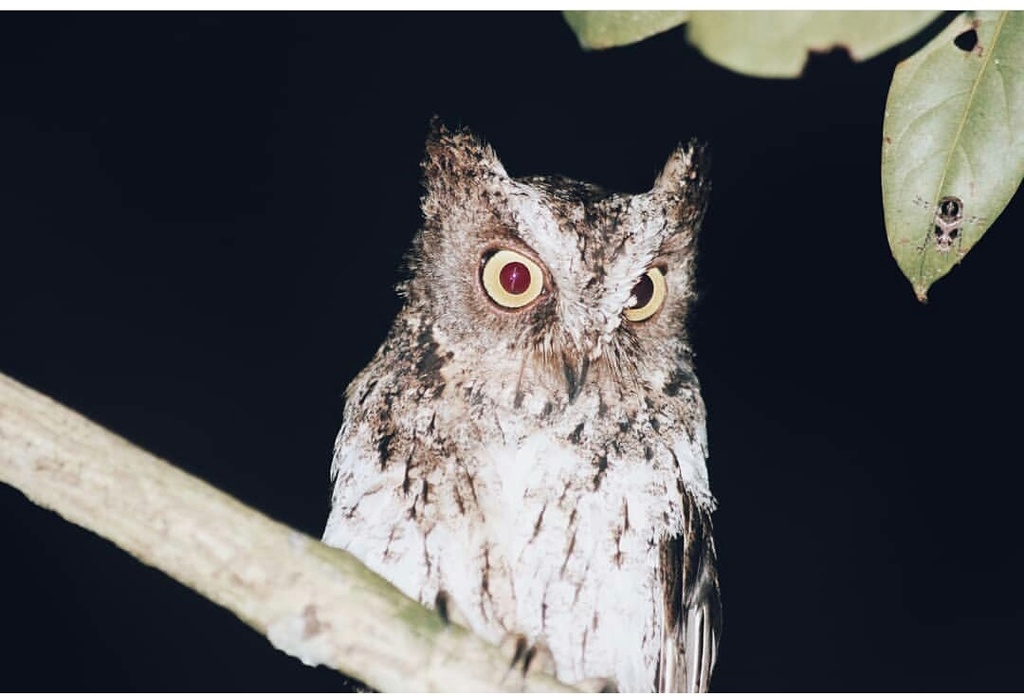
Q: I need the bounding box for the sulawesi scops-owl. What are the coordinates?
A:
[323,121,721,692]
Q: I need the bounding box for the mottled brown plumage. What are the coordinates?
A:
[323,121,721,691]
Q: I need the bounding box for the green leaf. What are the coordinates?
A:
[686,11,941,78]
[562,11,688,50]
[882,11,1024,301]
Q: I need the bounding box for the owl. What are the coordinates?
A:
[323,121,721,692]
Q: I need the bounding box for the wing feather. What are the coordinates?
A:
[657,494,721,692]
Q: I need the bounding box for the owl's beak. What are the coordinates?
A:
[563,354,590,402]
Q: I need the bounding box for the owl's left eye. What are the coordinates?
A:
[480,249,545,309]
[624,267,667,322]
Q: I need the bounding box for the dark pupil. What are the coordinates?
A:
[632,273,655,308]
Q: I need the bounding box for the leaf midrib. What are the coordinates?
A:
[916,10,1009,286]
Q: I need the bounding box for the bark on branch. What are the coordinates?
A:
[0,372,574,692]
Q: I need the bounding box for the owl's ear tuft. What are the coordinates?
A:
[652,139,711,230]
[420,118,507,221]
[422,117,507,183]
[653,139,708,196]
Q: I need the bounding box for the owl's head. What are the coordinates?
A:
[404,121,709,401]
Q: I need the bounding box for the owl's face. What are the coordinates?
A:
[404,124,709,405]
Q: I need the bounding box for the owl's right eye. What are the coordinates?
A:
[481,249,545,309]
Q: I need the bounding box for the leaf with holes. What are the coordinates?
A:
[685,11,940,78]
[882,11,1024,302]
[562,11,688,50]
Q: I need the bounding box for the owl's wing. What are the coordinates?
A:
[656,496,722,693]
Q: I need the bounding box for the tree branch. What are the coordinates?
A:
[0,372,574,692]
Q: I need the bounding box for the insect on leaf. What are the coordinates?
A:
[882,11,1024,302]
[562,11,689,51]
[685,11,941,78]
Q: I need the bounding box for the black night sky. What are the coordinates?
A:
[2,12,1023,692]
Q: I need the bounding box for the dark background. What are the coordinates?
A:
[2,12,1021,692]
